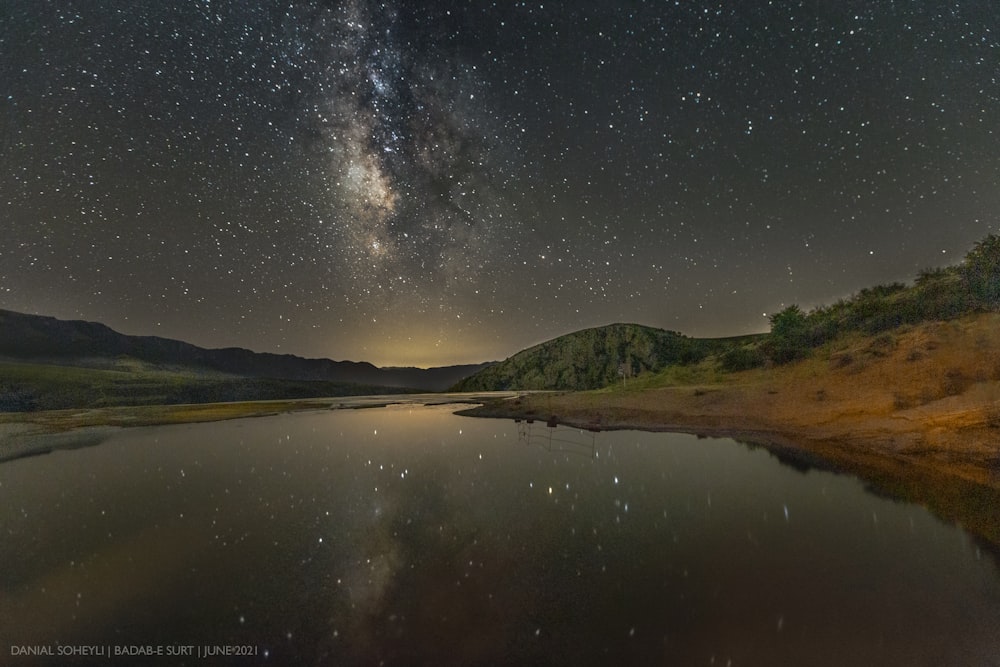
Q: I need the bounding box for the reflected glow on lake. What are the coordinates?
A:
[1,404,999,665]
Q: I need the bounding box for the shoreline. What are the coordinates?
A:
[0,393,518,464]
[2,385,998,554]
[457,390,1000,555]
[457,395,1000,486]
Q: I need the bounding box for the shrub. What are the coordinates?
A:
[830,352,853,369]
[871,333,896,349]
[862,311,904,334]
[0,388,38,412]
[960,234,1000,308]
[915,266,950,286]
[767,305,810,364]
[941,368,970,396]
[986,406,1000,429]
[893,392,914,410]
[858,282,907,299]
[771,304,807,338]
[719,346,766,372]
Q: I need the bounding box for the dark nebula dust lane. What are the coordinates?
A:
[3,1,1000,365]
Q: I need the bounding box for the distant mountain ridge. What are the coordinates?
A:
[451,323,746,391]
[0,309,491,391]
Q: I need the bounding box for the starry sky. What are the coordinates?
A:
[3,1,1000,367]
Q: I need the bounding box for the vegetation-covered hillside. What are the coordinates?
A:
[0,310,495,411]
[451,323,746,391]
[0,308,490,391]
[457,234,1000,392]
[0,359,407,412]
[720,234,1000,370]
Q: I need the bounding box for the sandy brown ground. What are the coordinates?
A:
[462,315,1000,550]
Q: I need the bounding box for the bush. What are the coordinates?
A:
[986,406,1000,429]
[768,305,810,364]
[771,304,807,337]
[911,266,972,320]
[719,346,766,372]
[961,234,1000,308]
[676,342,708,365]
[915,266,951,287]
[941,368,970,396]
[830,352,853,369]
[0,388,38,412]
[862,311,905,334]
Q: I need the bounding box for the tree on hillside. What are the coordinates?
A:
[915,266,951,287]
[768,304,809,364]
[912,264,968,321]
[770,304,807,338]
[719,345,766,372]
[961,234,1000,308]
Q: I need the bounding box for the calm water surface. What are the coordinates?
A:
[1,404,998,665]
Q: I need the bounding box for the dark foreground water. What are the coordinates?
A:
[1,404,998,666]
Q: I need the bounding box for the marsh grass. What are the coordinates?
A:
[0,360,405,413]
[0,399,331,433]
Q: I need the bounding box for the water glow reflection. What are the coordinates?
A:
[1,404,998,665]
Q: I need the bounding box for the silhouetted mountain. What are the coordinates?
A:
[0,309,491,391]
[451,323,738,391]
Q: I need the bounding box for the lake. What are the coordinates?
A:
[2,403,999,665]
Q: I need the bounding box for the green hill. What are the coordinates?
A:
[455,235,1000,393]
[0,308,491,392]
[451,323,750,391]
[0,358,408,412]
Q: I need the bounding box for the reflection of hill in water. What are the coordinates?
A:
[736,437,1000,566]
[736,439,825,475]
[0,426,118,463]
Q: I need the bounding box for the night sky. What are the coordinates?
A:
[3,2,1000,367]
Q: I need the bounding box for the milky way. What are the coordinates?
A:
[306,0,513,297]
[3,2,1000,365]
